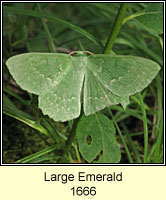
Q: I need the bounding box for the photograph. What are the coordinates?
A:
[2,2,164,164]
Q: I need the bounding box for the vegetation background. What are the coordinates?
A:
[3,2,163,164]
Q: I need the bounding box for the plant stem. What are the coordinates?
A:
[65,111,83,153]
[103,4,131,163]
[138,92,148,163]
[37,3,56,53]
[103,3,128,54]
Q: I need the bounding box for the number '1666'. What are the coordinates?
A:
[71,186,96,196]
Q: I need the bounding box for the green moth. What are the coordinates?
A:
[6,51,160,122]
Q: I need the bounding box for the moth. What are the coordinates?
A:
[6,51,160,122]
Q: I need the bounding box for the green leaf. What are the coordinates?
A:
[136,3,163,35]
[76,113,121,163]
[146,3,163,12]
[6,51,160,122]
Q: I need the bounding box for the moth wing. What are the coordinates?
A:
[84,66,129,115]
[6,53,72,95]
[88,55,160,97]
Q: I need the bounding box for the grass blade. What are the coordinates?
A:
[3,106,48,136]
[15,145,58,163]
[37,3,56,53]
[138,92,148,163]
[3,5,101,47]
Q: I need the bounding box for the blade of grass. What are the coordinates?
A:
[121,123,142,163]
[40,118,63,143]
[156,74,163,135]
[74,143,82,163]
[36,3,56,53]
[147,144,155,163]
[120,31,163,65]
[108,109,133,163]
[130,131,151,137]
[3,87,30,106]
[15,145,58,163]
[109,105,153,124]
[137,92,148,163]
[130,96,152,111]
[3,5,101,47]
[28,155,59,163]
[68,152,74,163]
[3,92,63,142]
[3,106,48,136]
[153,111,163,163]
